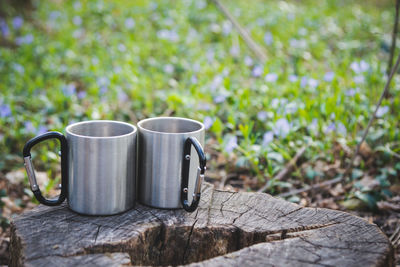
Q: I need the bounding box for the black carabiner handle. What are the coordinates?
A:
[181,137,206,212]
[23,131,68,206]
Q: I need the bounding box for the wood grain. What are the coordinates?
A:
[10,183,394,266]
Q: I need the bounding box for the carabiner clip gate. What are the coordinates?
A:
[181,137,206,212]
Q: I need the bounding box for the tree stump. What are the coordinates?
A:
[10,183,394,266]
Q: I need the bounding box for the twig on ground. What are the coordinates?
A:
[342,52,400,180]
[211,0,267,62]
[387,0,400,76]
[280,53,400,198]
[258,146,307,193]
[277,176,343,198]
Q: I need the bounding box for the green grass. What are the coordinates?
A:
[0,0,399,207]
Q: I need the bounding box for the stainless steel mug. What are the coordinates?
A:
[23,120,137,215]
[137,117,206,212]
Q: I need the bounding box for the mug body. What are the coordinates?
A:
[137,117,205,209]
[66,120,137,215]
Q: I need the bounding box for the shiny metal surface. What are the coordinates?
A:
[24,156,38,191]
[193,167,204,201]
[137,117,205,209]
[66,120,137,215]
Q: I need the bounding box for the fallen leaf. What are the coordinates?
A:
[5,170,25,185]
[377,201,400,212]
[340,198,368,210]
[329,183,344,197]
[359,142,372,158]
[359,175,380,191]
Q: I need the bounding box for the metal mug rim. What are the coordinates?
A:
[137,117,205,135]
[66,120,137,139]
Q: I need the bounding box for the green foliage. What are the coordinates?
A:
[0,0,398,209]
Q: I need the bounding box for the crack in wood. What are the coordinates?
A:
[277,207,303,218]
[10,184,394,267]
[182,219,198,264]
[232,207,252,225]
[219,192,236,217]
[93,225,101,244]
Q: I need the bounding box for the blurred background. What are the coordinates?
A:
[0,0,399,264]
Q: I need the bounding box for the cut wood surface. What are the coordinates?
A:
[10,183,394,266]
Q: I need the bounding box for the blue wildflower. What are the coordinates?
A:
[222,21,232,35]
[117,91,128,102]
[73,1,82,10]
[359,60,369,72]
[289,74,298,82]
[284,102,298,115]
[197,102,211,111]
[353,75,365,84]
[350,61,369,73]
[308,118,319,134]
[324,71,335,82]
[37,125,48,135]
[100,86,108,94]
[118,43,126,52]
[164,64,175,74]
[0,20,9,37]
[287,13,295,21]
[224,136,238,153]
[244,56,253,66]
[345,88,357,97]
[252,65,263,77]
[230,45,239,57]
[265,73,278,83]
[195,0,207,9]
[289,38,306,49]
[190,75,198,84]
[264,32,273,45]
[77,91,87,99]
[97,77,110,87]
[192,63,201,72]
[0,104,11,118]
[210,75,223,91]
[125,17,135,29]
[92,57,99,65]
[308,78,319,88]
[12,16,24,30]
[257,111,268,121]
[206,49,214,63]
[270,98,280,108]
[24,122,36,133]
[203,116,214,130]
[300,76,308,88]
[298,27,308,36]
[257,18,266,26]
[16,34,34,45]
[49,11,61,21]
[273,118,291,138]
[157,29,179,42]
[324,122,336,134]
[62,84,76,96]
[213,95,226,104]
[337,122,347,136]
[73,16,82,26]
[12,64,24,74]
[262,131,274,146]
[376,106,389,117]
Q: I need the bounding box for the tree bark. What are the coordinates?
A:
[10,183,394,266]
